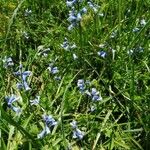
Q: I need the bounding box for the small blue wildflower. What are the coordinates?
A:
[15,69,31,91]
[37,125,50,139]
[80,7,87,15]
[91,88,102,101]
[30,96,40,106]
[37,115,57,139]
[61,38,76,51]
[70,120,77,129]
[76,12,82,21]
[77,79,85,92]
[23,81,31,91]
[16,82,24,89]
[68,23,76,30]
[73,128,84,140]
[48,63,59,74]
[16,81,31,91]
[85,88,102,101]
[88,1,99,13]
[97,51,107,58]
[66,0,77,7]
[22,71,31,81]
[5,95,21,113]
[70,120,84,140]
[43,115,57,127]
[2,57,14,68]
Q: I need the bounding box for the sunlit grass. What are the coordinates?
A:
[0,0,150,149]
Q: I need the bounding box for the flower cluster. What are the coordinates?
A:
[37,115,57,139]
[66,1,87,30]
[14,66,31,91]
[5,94,21,114]
[61,38,78,60]
[61,38,76,51]
[97,51,107,58]
[77,79,85,92]
[85,88,102,101]
[70,120,84,140]
[48,63,59,74]
[87,1,99,13]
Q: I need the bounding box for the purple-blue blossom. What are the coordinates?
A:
[37,115,57,139]
[70,120,84,140]
[73,128,84,140]
[97,51,107,58]
[30,96,40,106]
[61,38,76,51]
[87,1,99,13]
[85,88,102,101]
[48,66,59,74]
[77,79,85,92]
[66,0,77,7]
[70,120,77,129]
[5,95,21,113]
[2,57,14,68]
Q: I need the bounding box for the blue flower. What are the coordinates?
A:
[85,88,102,101]
[37,115,57,139]
[97,51,107,58]
[5,95,21,113]
[88,1,99,13]
[77,79,85,92]
[14,67,31,91]
[37,125,50,139]
[73,128,84,140]
[30,96,40,106]
[21,71,31,81]
[43,115,57,127]
[70,120,77,129]
[61,38,76,51]
[2,57,14,68]
[66,0,77,7]
[16,81,31,91]
[48,65,59,74]
[70,120,84,140]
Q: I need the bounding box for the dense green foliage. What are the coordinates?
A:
[0,0,150,149]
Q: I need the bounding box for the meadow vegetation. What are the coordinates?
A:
[0,0,150,149]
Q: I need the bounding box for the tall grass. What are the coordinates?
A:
[0,0,150,149]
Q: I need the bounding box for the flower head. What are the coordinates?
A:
[37,115,57,139]
[70,120,77,129]
[5,95,21,113]
[2,57,14,68]
[97,51,107,58]
[48,63,59,75]
[30,96,40,106]
[77,79,85,92]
